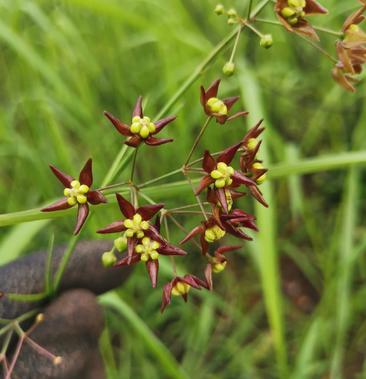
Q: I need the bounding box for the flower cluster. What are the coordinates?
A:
[333,1,366,92]
[41,79,268,312]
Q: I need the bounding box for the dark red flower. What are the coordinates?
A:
[41,159,107,235]
[112,232,187,288]
[200,79,248,124]
[97,193,164,263]
[275,0,328,40]
[204,245,242,289]
[180,211,257,254]
[104,96,176,148]
[195,143,256,213]
[332,1,366,92]
[160,274,208,312]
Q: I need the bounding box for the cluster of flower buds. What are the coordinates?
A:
[333,1,366,92]
[214,4,239,25]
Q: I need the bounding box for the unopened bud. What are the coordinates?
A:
[227,17,237,25]
[214,4,225,15]
[227,8,237,17]
[222,61,235,76]
[102,251,117,268]
[53,356,63,366]
[114,236,127,252]
[260,34,273,49]
[36,313,45,323]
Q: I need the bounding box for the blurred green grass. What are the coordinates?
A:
[1,0,366,378]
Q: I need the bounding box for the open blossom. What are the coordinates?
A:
[160,274,208,312]
[180,211,258,254]
[41,159,106,235]
[195,142,256,213]
[104,96,176,147]
[332,1,366,92]
[275,0,328,40]
[200,79,248,124]
[112,234,187,288]
[204,245,242,289]
[97,193,164,262]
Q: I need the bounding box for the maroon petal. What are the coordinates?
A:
[49,165,73,187]
[216,188,228,213]
[195,175,214,195]
[200,86,207,106]
[137,203,164,221]
[104,111,131,136]
[145,225,166,243]
[250,185,268,207]
[79,158,93,187]
[125,135,142,147]
[232,171,256,187]
[204,264,213,290]
[223,96,239,111]
[218,142,241,164]
[41,198,72,212]
[160,281,173,312]
[127,238,137,264]
[115,253,140,267]
[202,150,216,172]
[146,260,159,288]
[205,79,221,100]
[97,221,125,234]
[200,235,209,255]
[159,243,187,256]
[154,115,176,133]
[224,222,253,240]
[182,275,204,289]
[145,136,173,146]
[116,193,136,218]
[87,190,107,205]
[180,225,204,245]
[216,245,242,255]
[132,96,143,118]
[227,111,249,122]
[74,203,89,235]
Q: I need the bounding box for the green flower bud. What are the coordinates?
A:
[114,236,127,252]
[260,34,273,49]
[222,61,235,76]
[227,8,237,17]
[214,4,225,15]
[102,251,117,268]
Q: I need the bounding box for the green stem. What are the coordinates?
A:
[101,144,130,187]
[255,18,343,37]
[130,147,139,182]
[247,0,254,19]
[184,117,212,167]
[137,168,182,189]
[229,26,242,63]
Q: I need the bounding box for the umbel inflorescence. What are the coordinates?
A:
[41,78,268,312]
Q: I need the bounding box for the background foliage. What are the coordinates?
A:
[0,0,366,378]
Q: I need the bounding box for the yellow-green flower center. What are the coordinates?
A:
[130,116,156,138]
[246,138,258,151]
[123,213,149,239]
[135,237,160,262]
[204,225,226,243]
[252,162,267,184]
[172,282,191,296]
[212,260,227,273]
[63,180,89,206]
[281,0,306,25]
[206,97,228,116]
[210,162,234,188]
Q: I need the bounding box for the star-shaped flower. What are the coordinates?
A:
[160,274,208,312]
[200,79,248,124]
[97,194,164,262]
[275,0,328,40]
[104,96,176,148]
[111,223,187,288]
[195,143,256,213]
[41,159,107,235]
[180,211,258,254]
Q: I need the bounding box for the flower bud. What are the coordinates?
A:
[260,34,273,49]
[114,236,128,252]
[227,8,237,17]
[222,61,235,76]
[102,251,117,268]
[214,4,225,15]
